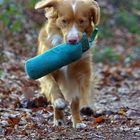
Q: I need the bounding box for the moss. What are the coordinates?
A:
[93,47,120,63]
[0,69,3,78]
[98,11,113,39]
[114,10,140,34]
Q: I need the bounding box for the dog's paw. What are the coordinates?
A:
[80,106,93,116]
[73,122,86,129]
[53,119,64,126]
[51,35,62,46]
[54,98,66,110]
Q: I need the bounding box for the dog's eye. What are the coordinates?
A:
[62,19,67,24]
[79,19,84,24]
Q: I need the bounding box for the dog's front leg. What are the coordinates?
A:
[39,74,66,126]
[70,97,86,128]
[53,108,64,126]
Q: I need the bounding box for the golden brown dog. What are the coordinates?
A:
[35,0,100,128]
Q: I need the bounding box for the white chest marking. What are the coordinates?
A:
[60,66,68,80]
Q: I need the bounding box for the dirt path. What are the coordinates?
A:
[0,44,140,139]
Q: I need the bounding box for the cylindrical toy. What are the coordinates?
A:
[25,28,98,80]
[25,43,83,80]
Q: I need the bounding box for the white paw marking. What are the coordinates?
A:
[53,119,64,126]
[54,98,66,109]
[52,35,62,46]
[75,123,86,129]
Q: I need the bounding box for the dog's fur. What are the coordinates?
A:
[35,0,100,128]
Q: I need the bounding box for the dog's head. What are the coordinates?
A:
[35,0,100,44]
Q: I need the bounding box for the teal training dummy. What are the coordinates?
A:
[25,28,98,80]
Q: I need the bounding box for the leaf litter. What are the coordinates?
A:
[0,0,140,139]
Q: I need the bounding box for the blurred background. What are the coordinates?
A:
[0,0,140,67]
[0,0,140,139]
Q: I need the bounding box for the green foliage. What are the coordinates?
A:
[93,47,120,63]
[135,36,140,47]
[99,11,113,39]
[0,51,8,63]
[131,0,140,10]
[26,0,38,9]
[0,69,3,78]
[125,47,140,64]
[100,0,140,37]
[98,26,113,39]
[0,52,4,63]
[115,10,140,34]
[0,0,38,34]
[0,0,23,33]
[132,47,140,59]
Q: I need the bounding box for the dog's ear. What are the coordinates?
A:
[90,0,100,25]
[35,0,57,9]
[35,0,58,18]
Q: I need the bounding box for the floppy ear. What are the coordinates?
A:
[35,0,57,9]
[90,0,100,25]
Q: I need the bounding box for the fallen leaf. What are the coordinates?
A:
[18,97,48,109]
[95,116,105,123]
[4,128,13,136]
[8,116,20,127]
[93,116,105,125]
[118,107,127,116]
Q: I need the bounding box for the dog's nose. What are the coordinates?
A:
[67,37,79,44]
[68,39,77,44]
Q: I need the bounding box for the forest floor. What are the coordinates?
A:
[0,28,140,140]
[0,1,140,139]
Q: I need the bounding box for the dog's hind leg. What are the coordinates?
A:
[70,97,86,128]
[79,78,94,116]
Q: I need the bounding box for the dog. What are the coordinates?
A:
[35,0,100,128]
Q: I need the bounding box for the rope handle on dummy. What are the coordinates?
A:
[25,28,99,80]
[82,27,98,51]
